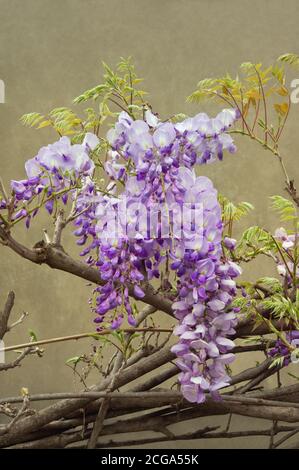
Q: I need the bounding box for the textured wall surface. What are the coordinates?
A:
[0,0,299,448]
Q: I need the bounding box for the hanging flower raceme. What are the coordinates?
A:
[171,258,241,402]
[168,169,241,402]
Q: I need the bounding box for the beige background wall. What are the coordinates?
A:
[0,0,299,448]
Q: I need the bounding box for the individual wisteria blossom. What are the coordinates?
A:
[0,108,242,404]
[274,227,299,283]
[223,236,237,251]
[274,227,296,250]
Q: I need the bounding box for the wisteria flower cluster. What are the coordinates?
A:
[265,227,299,365]
[105,108,237,182]
[1,107,242,403]
[167,169,241,401]
[268,331,299,366]
[171,244,241,402]
[4,133,98,227]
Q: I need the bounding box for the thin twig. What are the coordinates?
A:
[0,291,15,340]
[273,426,299,448]
[0,327,173,353]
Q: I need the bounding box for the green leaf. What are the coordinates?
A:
[20,112,44,127]
[187,78,218,103]
[241,226,270,243]
[269,356,285,369]
[231,296,252,310]
[270,195,297,221]
[73,84,109,104]
[274,102,289,117]
[66,356,83,366]
[28,329,38,342]
[37,120,52,129]
[219,194,254,223]
[278,53,299,67]
[240,62,256,73]
[272,64,285,84]
[257,277,283,293]
[261,294,293,319]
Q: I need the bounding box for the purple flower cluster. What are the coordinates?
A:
[260,227,299,368]
[169,177,241,402]
[7,133,98,226]
[268,331,299,366]
[106,109,238,182]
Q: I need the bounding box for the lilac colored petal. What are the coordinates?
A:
[83,132,99,150]
[11,180,26,194]
[133,284,145,299]
[145,110,159,127]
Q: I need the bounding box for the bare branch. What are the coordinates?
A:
[132,365,178,391]
[230,358,272,386]
[1,327,172,353]
[87,370,121,449]
[52,209,65,246]
[1,394,31,436]
[0,344,175,447]
[68,425,299,449]
[0,227,174,316]
[235,363,280,394]
[273,426,299,448]
[69,425,220,449]
[0,291,15,340]
[6,311,28,332]
[42,229,51,244]
[0,347,36,372]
